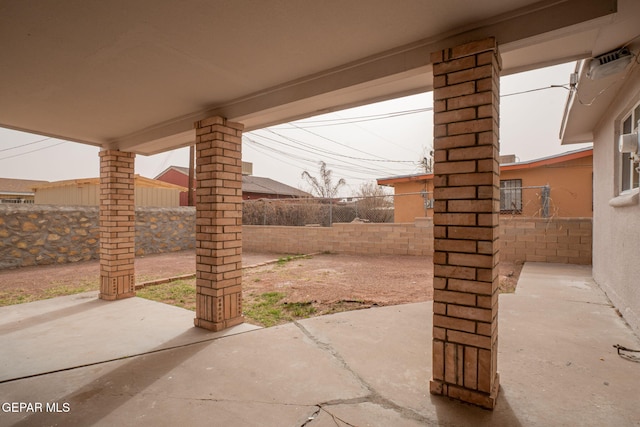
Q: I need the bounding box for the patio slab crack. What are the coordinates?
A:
[293,320,433,425]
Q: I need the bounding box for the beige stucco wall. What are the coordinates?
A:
[591,64,640,336]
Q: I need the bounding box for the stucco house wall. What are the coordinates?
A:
[391,180,434,221]
[500,153,593,218]
[379,150,592,223]
[590,65,640,336]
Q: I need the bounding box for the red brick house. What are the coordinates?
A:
[155,165,310,205]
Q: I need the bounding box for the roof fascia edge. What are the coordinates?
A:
[111,0,616,153]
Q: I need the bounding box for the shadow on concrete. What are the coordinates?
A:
[9,329,213,427]
[431,385,523,426]
[0,298,102,337]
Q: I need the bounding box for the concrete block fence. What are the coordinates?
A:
[500,216,592,265]
[0,205,592,270]
[243,217,434,256]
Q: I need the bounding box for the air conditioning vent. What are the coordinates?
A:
[588,47,633,80]
[594,47,631,65]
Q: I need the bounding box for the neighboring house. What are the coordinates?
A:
[155,164,310,205]
[378,147,593,222]
[375,174,435,222]
[0,177,48,204]
[242,175,311,200]
[561,48,640,336]
[33,176,186,207]
[500,148,593,217]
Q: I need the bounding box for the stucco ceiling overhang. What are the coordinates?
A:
[560,26,640,144]
[0,0,629,156]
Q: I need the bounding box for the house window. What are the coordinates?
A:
[500,179,522,213]
[620,103,640,193]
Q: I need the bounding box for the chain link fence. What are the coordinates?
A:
[243,194,397,226]
[243,185,554,226]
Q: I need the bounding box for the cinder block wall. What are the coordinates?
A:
[243,217,434,256]
[245,217,592,264]
[0,206,592,269]
[499,217,592,265]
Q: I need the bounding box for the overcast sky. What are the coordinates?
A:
[0,61,591,195]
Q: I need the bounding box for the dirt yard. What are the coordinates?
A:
[0,251,522,318]
[241,253,521,316]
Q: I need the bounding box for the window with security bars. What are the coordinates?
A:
[500,179,522,213]
[620,102,640,193]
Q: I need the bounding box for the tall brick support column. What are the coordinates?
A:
[429,38,501,409]
[194,116,244,331]
[99,149,136,300]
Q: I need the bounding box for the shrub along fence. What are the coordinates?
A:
[0,204,591,269]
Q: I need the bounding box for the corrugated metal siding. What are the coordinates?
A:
[135,187,181,207]
[35,184,99,206]
[36,185,180,207]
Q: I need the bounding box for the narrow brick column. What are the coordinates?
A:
[429,38,501,409]
[99,149,136,300]
[194,116,244,331]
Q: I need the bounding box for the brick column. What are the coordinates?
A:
[429,38,501,409]
[194,116,244,331]
[99,149,136,300]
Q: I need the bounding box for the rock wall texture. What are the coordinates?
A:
[0,205,195,269]
[0,205,592,270]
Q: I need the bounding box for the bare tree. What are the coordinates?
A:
[301,161,346,198]
[355,181,393,223]
[357,181,391,198]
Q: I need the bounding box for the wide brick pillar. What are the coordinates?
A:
[194,116,244,331]
[429,38,501,409]
[99,149,136,300]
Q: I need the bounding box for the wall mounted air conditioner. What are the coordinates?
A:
[619,131,639,154]
[588,47,633,80]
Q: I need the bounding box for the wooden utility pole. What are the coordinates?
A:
[188,144,195,206]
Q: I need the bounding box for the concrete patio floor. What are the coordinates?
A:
[1,263,639,426]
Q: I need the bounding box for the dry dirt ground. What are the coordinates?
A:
[0,250,522,311]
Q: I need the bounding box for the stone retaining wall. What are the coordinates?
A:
[0,205,195,269]
[0,205,99,269]
[0,206,592,269]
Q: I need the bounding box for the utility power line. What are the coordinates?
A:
[0,136,52,153]
[0,141,66,161]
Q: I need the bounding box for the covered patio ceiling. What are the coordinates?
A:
[0,0,631,156]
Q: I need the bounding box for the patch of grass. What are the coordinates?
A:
[137,280,196,310]
[43,282,95,298]
[0,280,96,307]
[0,289,31,307]
[276,256,294,266]
[283,301,316,317]
[276,254,310,266]
[244,291,286,327]
[244,291,317,327]
[324,299,370,315]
